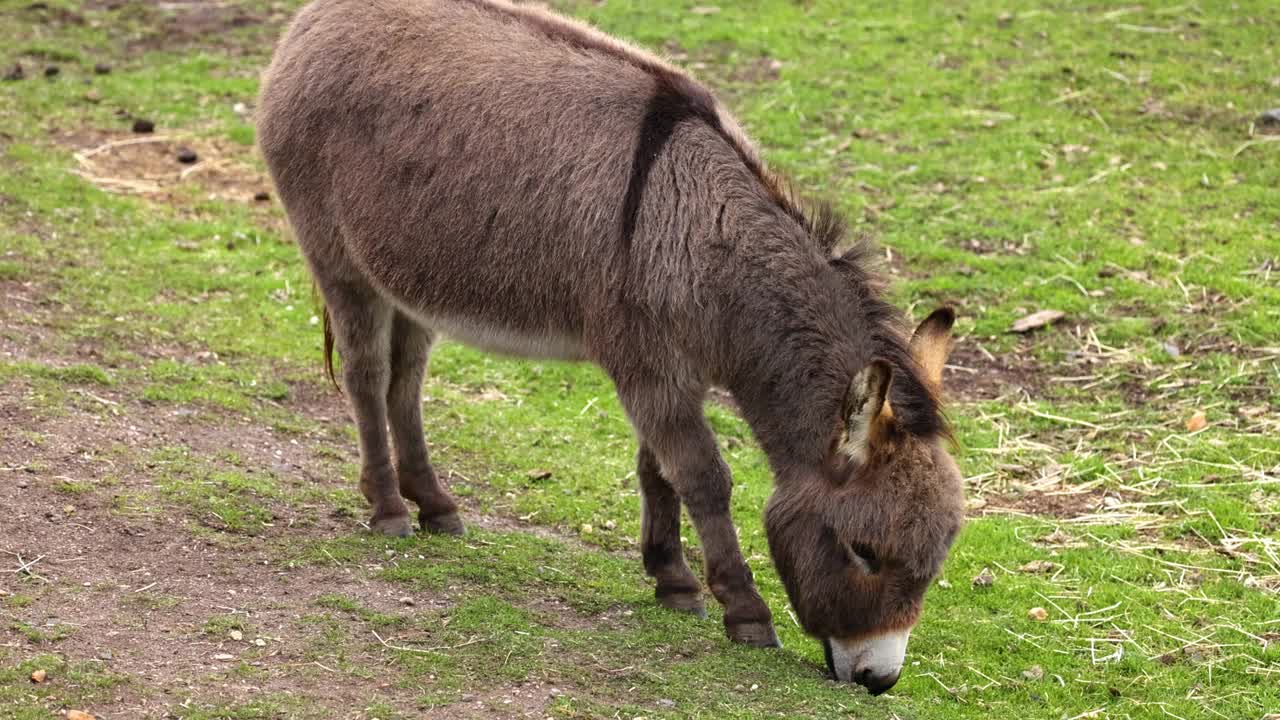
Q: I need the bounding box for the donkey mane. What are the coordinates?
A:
[829,238,951,441]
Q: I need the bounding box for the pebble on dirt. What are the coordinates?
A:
[253,190,271,202]
[176,147,198,164]
[94,62,111,75]
[1258,109,1280,126]
[131,118,155,134]
[4,63,25,81]
[44,65,60,78]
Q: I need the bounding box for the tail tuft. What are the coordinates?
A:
[322,306,341,393]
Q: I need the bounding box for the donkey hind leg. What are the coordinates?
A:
[638,445,705,617]
[387,312,464,535]
[325,282,414,537]
[620,385,779,648]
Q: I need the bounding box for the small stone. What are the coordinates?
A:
[44,65,60,78]
[17,479,28,488]
[972,567,995,588]
[213,653,235,661]
[1028,606,1049,622]
[232,101,249,115]
[399,596,415,606]
[527,469,553,481]
[1162,341,1181,358]
[30,669,47,683]
[3,63,24,81]
[656,699,676,708]
[253,638,266,647]
[229,630,243,641]
[253,191,271,202]
[1022,664,1044,680]
[603,519,616,531]
[1258,109,1280,127]
[94,63,111,75]
[132,118,155,134]
[937,578,952,589]
[96,650,112,661]
[997,11,1015,26]
[84,89,101,103]
[176,147,198,164]
[580,523,593,534]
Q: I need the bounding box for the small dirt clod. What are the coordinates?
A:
[176,148,199,164]
[253,191,271,202]
[1027,606,1049,621]
[30,669,47,683]
[94,63,111,75]
[44,65,60,78]
[3,63,23,81]
[132,119,155,134]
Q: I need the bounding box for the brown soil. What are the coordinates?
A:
[55,129,276,211]
[944,338,1046,402]
[0,278,568,718]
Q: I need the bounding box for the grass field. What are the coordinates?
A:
[2,0,1278,718]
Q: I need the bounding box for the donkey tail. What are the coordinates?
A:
[321,305,341,393]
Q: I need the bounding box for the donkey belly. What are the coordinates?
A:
[417,309,586,361]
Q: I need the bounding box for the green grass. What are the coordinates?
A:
[1,0,1277,718]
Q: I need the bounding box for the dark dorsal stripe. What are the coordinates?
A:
[455,0,804,242]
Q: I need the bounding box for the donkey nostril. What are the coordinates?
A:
[854,669,901,696]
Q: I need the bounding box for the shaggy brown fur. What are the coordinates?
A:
[257,0,965,672]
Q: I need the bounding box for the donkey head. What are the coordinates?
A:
[765,308,965,695]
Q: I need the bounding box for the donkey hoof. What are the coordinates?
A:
[656,589,707,618]
[421,511,465,536]
[726,620,782,648]
[371,514,414,538]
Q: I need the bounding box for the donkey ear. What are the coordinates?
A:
[910,307,956,387]
[839,360,892,463]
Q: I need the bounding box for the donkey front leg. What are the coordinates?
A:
[325,283,413,537]
[638,444,705,617]
[386,312,464,535]
[623,390,779,648]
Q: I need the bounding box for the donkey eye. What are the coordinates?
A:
[848,543,882,574]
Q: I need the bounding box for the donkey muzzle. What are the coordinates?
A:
[823,630,910,695]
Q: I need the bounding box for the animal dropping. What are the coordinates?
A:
[258,0,968,696]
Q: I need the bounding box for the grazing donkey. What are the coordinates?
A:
[258,0,965,694]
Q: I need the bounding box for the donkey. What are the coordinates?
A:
[257,0,965,694]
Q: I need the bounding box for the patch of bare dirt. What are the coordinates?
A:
[126,2,269,55]
[79,0,285,56]
[944,338,1045,401]
[55,129,276,210]
[977,488,1107,519]
[0,368,571,717]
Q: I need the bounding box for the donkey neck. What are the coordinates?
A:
[722,238,873,477]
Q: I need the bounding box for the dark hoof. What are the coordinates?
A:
[727,620,781,648]
[421,511,465,536]
[371,513,414,538]
[656,589,707,619]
